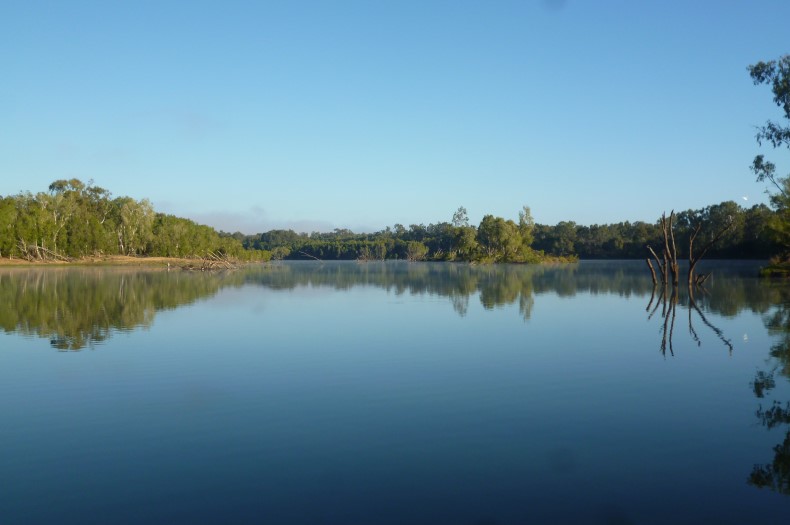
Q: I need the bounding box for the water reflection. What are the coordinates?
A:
[3,260,790,518]
[0,267,243,350]
[251,260,777,316]
[646,285,736,356]
[642,277,790,496]
[0,261,780,352]
[749,285,790,495]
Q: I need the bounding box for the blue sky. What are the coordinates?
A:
[2,0,789,233]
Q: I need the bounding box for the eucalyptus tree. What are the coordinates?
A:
[110,197,154,255]
[45,179,84,252]
[477,215,522,261]
[150,214,191,257]
[749,55,790,190]
[425,221,455,259]
[518,205,535,247]
[405,241,428,261]
[453,225,478,260]
[749,55,790,256]
[0,196,17,257]
[451,206,469,228]
[14,192,51,257]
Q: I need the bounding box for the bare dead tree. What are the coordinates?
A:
[687,219,735,286]
[182,251,239,271]
[17,240,71,262]
[659,212,680,286]
[646,245,666,284]
[647,211,733,288]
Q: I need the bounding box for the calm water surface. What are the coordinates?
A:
[1,261,789,524]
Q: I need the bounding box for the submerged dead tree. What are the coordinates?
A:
[687,220,735,286]
[662,212,680,286]
[646,212,678,286]
[646,211,734,287]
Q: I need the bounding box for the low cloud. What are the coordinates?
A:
[184,207,336,235]
[154,203,376,235]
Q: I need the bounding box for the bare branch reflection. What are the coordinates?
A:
[1,261,777,352]
[647,284,734,356]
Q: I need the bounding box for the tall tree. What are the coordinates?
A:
[451,206,469,227]
[749,55,790,257]
[518,205,535,248]
[111,197,154,255]
[0,196,17,257]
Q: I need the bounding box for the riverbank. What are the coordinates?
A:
[0,255,228,267]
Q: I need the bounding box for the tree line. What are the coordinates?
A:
[235,54,790,265]
[537,201,777,259]
[0,180,784,263]
[0,179,265,261]
[2,55,787,267]
[232,205,549,263]
[234,200,780,262]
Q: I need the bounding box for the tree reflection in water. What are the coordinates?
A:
[644,278,790,495]
[0,261,781,353]
[647,284,734,357]
[3,261,790,496]
[749,285,790,495]
[0,262,550,349]
[0,267,238,350]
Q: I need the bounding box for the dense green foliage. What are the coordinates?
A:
[238,201,779,261]
[535,201,777,259]
[0,181,782,263]
[241,206,546,263]
[0,179,265,261]
[744,53,790,488]
[749,54,790,260]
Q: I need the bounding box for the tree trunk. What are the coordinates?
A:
[645,258,658,285]
[688,221,734,286]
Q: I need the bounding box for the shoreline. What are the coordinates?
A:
[0,255,231,268]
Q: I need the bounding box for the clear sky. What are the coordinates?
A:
[2,0,789,234]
